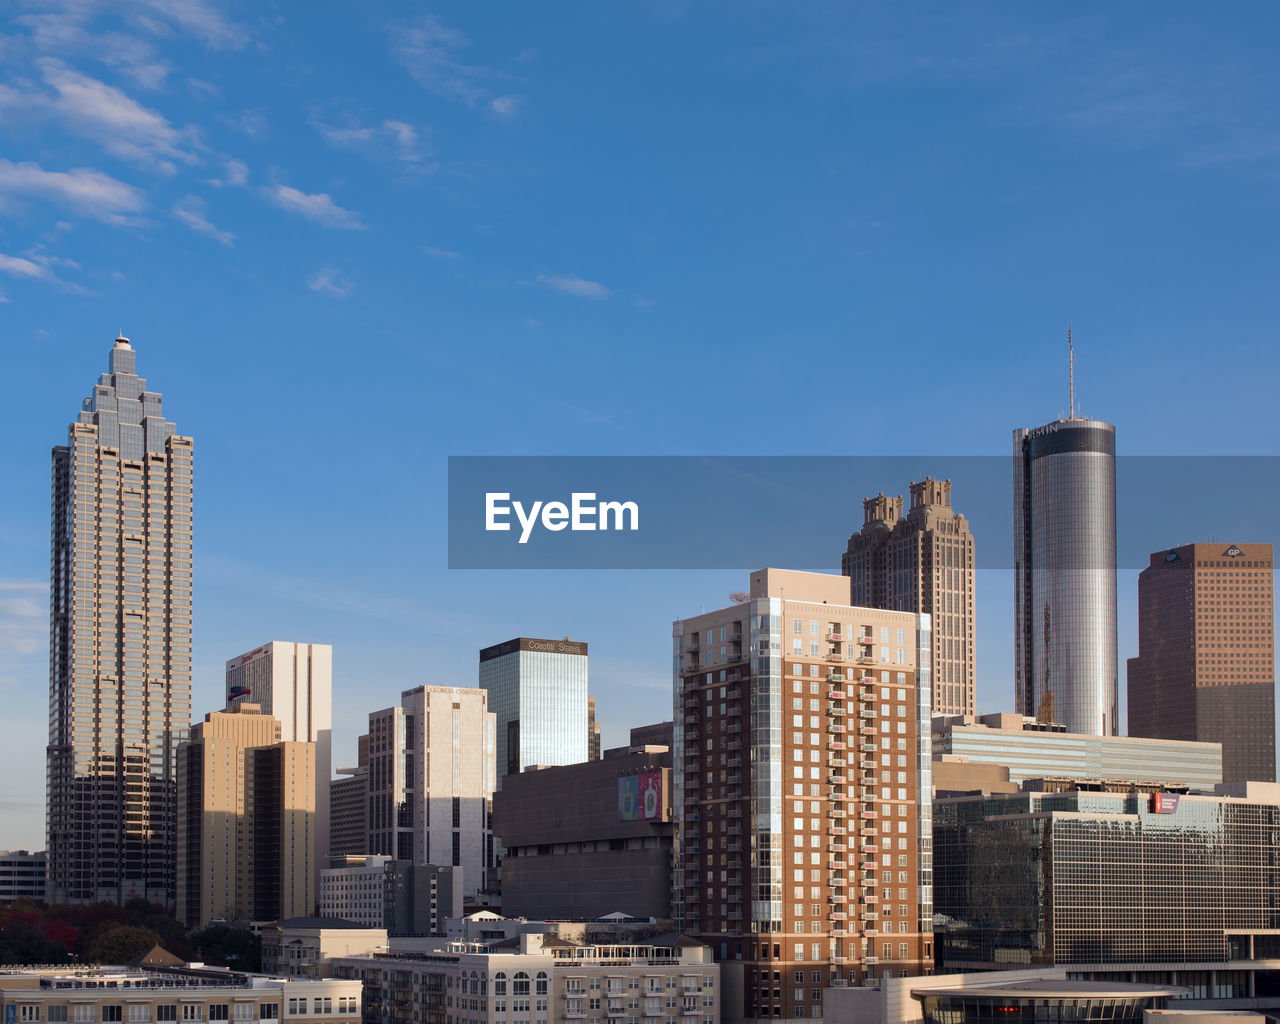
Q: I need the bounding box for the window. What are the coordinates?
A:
[513,972,531,996]
[157,1011,177,1024]
[209,1008,228,1022]
[130,1009,152,1024]
[102,1010,123,1023]
[18,1008,40,1023]
[259,1008,278,1021]
[494,974,507,996]
[48,1011,67,1024]
[536,973,549,995]
[72,1008,94,1024]
[182,1009,201,1022]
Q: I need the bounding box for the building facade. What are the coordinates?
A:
[587,697,602,762]
[47,335,193,906]
[333,933,718,1024]
[1013,416,1118,735]
[0,851,46,904]
[932,712,1223,791]
[262,918,389,979]
[331,766,370,860]
[1128,542,1276,784]
[226,642,333,865]
[478,638,588,786]
[176,703,316,927]
[843,477,976,717]
[367,687,495,899]
[933,781,1280,970]
[320,856,462,935]
[493,746,674,920]
[673,568,933,1022]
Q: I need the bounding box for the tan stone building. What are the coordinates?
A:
[674,568,933,1022]
[176,703,316,927]
[1128,542,1276,783]
[47,335,193,907]
[842,477,976,717]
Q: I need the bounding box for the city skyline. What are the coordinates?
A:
[4,5,1280,849]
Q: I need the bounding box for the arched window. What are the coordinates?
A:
[535,972,548,996]
[513,972,530,996]
[494,973,507,996]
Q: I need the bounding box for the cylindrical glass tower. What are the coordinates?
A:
[1013,418,1117,735]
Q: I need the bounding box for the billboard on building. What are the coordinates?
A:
[618,775,640,820]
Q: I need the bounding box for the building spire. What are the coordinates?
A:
[1067,321,1075,420]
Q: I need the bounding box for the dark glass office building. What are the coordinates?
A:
[1013,418,1117,736]
[933,786,1280,970]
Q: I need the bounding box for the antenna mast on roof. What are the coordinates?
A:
[1068,322,1075,420]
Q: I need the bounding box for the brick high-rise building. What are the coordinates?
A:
[1128,542,1275,783]
[842,477,975,716]
[47,335,193,906]
[176,702,316,927]
[674,569,933,1021]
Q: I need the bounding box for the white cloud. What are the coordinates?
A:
[0,254,50,280]
[262,184,367,230]
[0,249,91,293]
[222,107,269,138]
[172,194,233,245]
[0,159,147,225]
[18,0,249,51]
[489,94,522,118]
[422,245,461,260]
[308,266,354,298]
[391,15,507,107]
[536,273,612,299]
[207,156,248,188]
[0,581,46,657]
[310,112,428,166]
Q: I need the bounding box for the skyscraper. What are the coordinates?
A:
[176,702,316,927]
[843,477,976,716]
[1127,542,1275,783]
[1013,348,1117,735]
[478,637,588,786]
[367,685,496,898]
[674,569,933,1019]
[47,335,192,906]
[225,642,332,867]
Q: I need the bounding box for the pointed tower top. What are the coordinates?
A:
[1067,322,1075,420]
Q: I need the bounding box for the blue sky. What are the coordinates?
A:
[2,2,1279,848]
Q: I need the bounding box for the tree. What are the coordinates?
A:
[0,920,70,964]
[84,925,163,964]
[190,925,261,972]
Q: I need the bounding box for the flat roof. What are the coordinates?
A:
[914,981,1186,1000]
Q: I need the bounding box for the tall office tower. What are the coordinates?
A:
[47,335,193,907]
[1013,348,1117,735]
[225,642,332,867]
[842,477,976,716]
[674,569,932,1019]
[367,686,496,898]
[1128,542,1276,783]
[175,703,316,927]
[330,734,370,859]
[587,696,602,761]
[478,637,588,787]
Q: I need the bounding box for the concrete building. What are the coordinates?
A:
[1128,543,1276,784]
[587,696,602,762]
[932,712,1223,790]
[320,856,463,935]
[843,477,976,716]
[367,686,495,899]
[332,932,718,1024]
[226,642,333,871]
[47,335,193,906]
[1013,395,1118,735]
[261,917,388,978]
[0,962,361,1024]
[0,851,46,904]
[478,637,588,787]
[933,780,1280,970]
[493,744,674,920]
[330,767,369,859]
[674,568,933,1021]
[176,703,316,927]
[631,722,674,748]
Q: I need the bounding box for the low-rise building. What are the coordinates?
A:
[0,962,361,1024]
[0,850,46,904]
[320,857,462,935]
[261,918,388,979]
[333,932,718,1024]
[493,745,673,920]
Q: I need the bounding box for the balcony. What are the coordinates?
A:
[827,651,845,662]
[827,631,843,642]
[859,827,876,839]
[829,842,847,853]
[828,757,846,768]
[859,708,876,719]
[859,726,878,736]
[828,723,847,734]
[831,911,847,921]
[861,912,879,923]
[860,861,877,871]
[861,810,878,819]
[827,740,846,751]
[828,773,847,785]
[827,825,846,836]
[828,858,847,870]
[829,891,848,903]
[828,807,847,819]
[829,689,847,700]
[859,842,878,854]
[827,671,845,682]
[827,707,846,718]
[856,655,876,666]
[859,741,878,753]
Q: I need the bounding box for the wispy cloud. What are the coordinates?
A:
[391,14,522,114]
[206,156,248,188]
[536,273,612,299]
[262,184,367,230]
[0,248,91,293]
[310,112,429,167]
[0,159,147,225]
[18,0,250,52]
[172,194,233,245]
[15,14,173,89]
[422,245,461,260]
[221,107,269,138]
[307,266,354,298]
[0,582,48,657]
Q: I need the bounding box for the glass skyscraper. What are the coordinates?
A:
[478,637,588,788]
[1013,417,1117,735]
[47,335,192,906]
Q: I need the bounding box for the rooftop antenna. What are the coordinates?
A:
[1067,322,1075,420]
